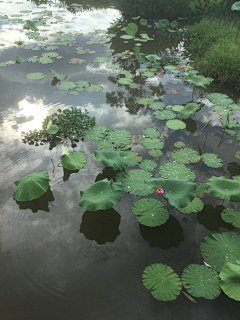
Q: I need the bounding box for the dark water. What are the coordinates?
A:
[0,1,240,319]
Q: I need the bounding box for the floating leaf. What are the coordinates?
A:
[137,98,154,105]
[177,197,203,213]
[139,137,164,150]
[207,93,233,105]
[148,150,163,157]
[121,151,142,166]
[206,176,240,202]
[166,120,186,130]
[61,146,86,170]
[46,120,60,134]
[229,104,240,111]
[146,54,161,62]
[120,169,154,196]
[210,105,233,116]
[57,81,76,90]
[132,198,169,227]
[201,153,224,168]
[220,118,239,131]
[196,183,209,197]
[106,64,119,69]
[171,148,201,164]
[49,68,67,81]
[120,34,135,39]
[154,19,169,29]
[44,45,59,51]
[142,71,155,77]
[107,130,131,146]
[140,18,147,26]
[26,56,39,63]
[200,232,240,272]
[185,73,213,88]
[12,172,50,201]
[219,263,240,301]
[125,22,138,35]
[181,264,221,299]
[38,57,54,64]
[16,55,25,63]
[177,102,201,119]
[143,128,160,138]
[172,105,184,112]
[170,20,178,28]
[97,140,117,151]
[159,162,196,181]
[139,159,157,171]
[94,150,128,171]
[118,78,133,85]
[174,141,185,148]
[27,72,45,80]
[153,110,176,120]
[76,81,91,88]
[83,125,109,141]
[142,263,182,301]
[78,179,123,211]
[26,20,39,31]
[149,102,166,110]
[86,85,103,92]
[221,208,240,228]
[93,57,109,63]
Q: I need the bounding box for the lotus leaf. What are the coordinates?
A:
[149,102,166,110]
[207,93,233,105]
[125,23,138,35]
[155,19,169,29]
[138,68,149,72]
[83,125,109,141]
[139,137,164,150]
[201,153,224,168]
[12,172,50,201]
[107,130,131,146]
[219,263,240,301]
[143,128,160,138]
[76,81,91,88]
[177,197,203,214]
[153,110,176,120]
[94,150,129,171]
[159,162,196,181]
[166,120,186,130]
[70,91,79,95]
[118,78,133,85]
[177,102,201,119]
[46,120,60,134]
[26,56,39,63]
[43,52,59,58]
[97,140,117,151]
[185,73,213,88]
[106,64,119,69]
[140,18,147,26]
[121,169,154,196]
[170,20,178,28]
[142,71,155,77]
[210,105,233,116]
[148,150,163,157]
[132,198,169,227]
[16,56,25,63]
[181,264,221,299]
[232,175,240,180]
[120,34,135,39]
[139,159,157,171]
[26,20,39,31]
[145,177,197,208]
[27,72,45,80]
[120,151,142,166]
[142,263,182,301]
[78,179,123,211]
[174,141,185,148]
[76,49,87,54]
[93,57,109,63]
[232,1,240,10]
[146,54,161,62]
[171,148,201,164]
[221,208,240,228]
[206,176,240,202]
[172,105,184,112]
[57,81,76,90]
[44,45,59,51]
[137,98,154,105]
[38,57,54,64]
[49,68,67,80]
[229,104,240,111]
[134,47,146,64]
[86,85,103,92]
[220,118,239,132]
[196,183,209,197]
[61,146,86,170]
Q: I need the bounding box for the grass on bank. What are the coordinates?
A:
[184,17,240,89]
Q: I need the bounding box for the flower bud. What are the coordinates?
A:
[156,188,164,196]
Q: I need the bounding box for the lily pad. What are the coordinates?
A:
[219,262,240,301]
[146,54,161,62]
[61,146,86,170]
[185,73,213,88]
[132,198,169,227]
[125,22,138,35]
[181,264,221,299]
[210,105,233,116]
[121,151,142,166]
[121,169,154,196]
[26,20,39,31]
[166,120,186,130]
[142,71,155,77]
[143,128,160,138]
[229,104,240,111]
[49,68,67,80]
[155,19,170,29]
[177,197,203,213]
[44,45,59,51]
[206,176,240,202]
[26,56,39,63]
[27,72,45,80]
[153,110,176,120]
[200,231,240,272]
[137,98,154,105]
[207,93,233,105]
[76,81,91,88]
[57,81,76,90]
[159,162,196,181]
[142,263,182,301]
[97,140,117,151]
[201,153,224,168]
[139,159,157,171]
[120,34,135,39]
[106,64,119,69]
[118,78,133,85]
[70,91,79,95]
[220,118,239,131]
[46,120,60,134]
[172,105,184,112]
[177,102,201,119]
[174,141,185,148]
[94,150,128,171]
[83,125,109,141]
[139,137,164,150]
[171,148,201,164]
[12,172,50,201]
[149,102,166,110]
[42,52,59,58]
[86,85,103,92]
[107,130,131,147]
[93,57,109,63]
[78,179,123,211]
[140,18,147,26]
[221,208,240,228]
[38,57,54,64]
[148,150,163,157]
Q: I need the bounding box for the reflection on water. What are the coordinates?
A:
[183,117,197,133]
[95,167,119,182]
[80,208,121,244]
[139,215,184,249]
[227,162,240,178]
[63,167,79,181]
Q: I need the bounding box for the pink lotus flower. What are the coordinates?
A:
[156,188,165,196]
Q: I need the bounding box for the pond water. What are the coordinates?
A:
[0,1,240,319]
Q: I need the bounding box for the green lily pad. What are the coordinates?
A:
[196,183,209,197]
[185,73,213,88]
[155,19,170,29]
[142,71,155,77]
[38,57,54,64]
[145,177,197,208]
[106,64,119,69]
[118,78,133,85]
[83,125,109,141]
[120,151,142,166]
[138,68,149,72]
[125,22,138,35]
[44,45,59,51]
[26,20,39,31]
[207,93,233,105]
[42,52,59,58]
[172,105,184,112]
[166,120,186,130]
[210,105,233,116]
[46,120,60,134]
[61,146,86,170]
[26,56,39,63]
[177,197,203,213]
[137,98,154,105]
[140,18,147,26]
[177,102,201,119]
[200,231,240,272]
[232,1,240,10]
[94,150,128,171]
[159,162,196,181]
[76,49,87,54]
[27,72,45,80]
[148,150,163,157]
[171,148,201,164]
[232,175,240,181]
[49,68,67,80]
[149,102,166,110]
[139,159,157,171]
[16,56,25,63]
[107,130,131,147]
[57,81,76,90]
[229,104,240,111]
[97,140,117,151]
[76,81,91,88]
[221,208,240,228]
[174,141,185,148]
[142,263,182,301]
[132,198,169,227]
[12,172,50,201]
[86,85,103,92]
[220,118,239,131]
[120,169,154,196]
[139,137,164,150]
[146,54,161,62]
[153,110,176,120]
[93,57,109,63]
[143,128,160,138]
[206,176,240,202]
[120,34,135,39]
[219,263,240,301]
[70,91,79,95]
[201,153,224,168]
[181,264,221,299]
[78,179,123,211]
